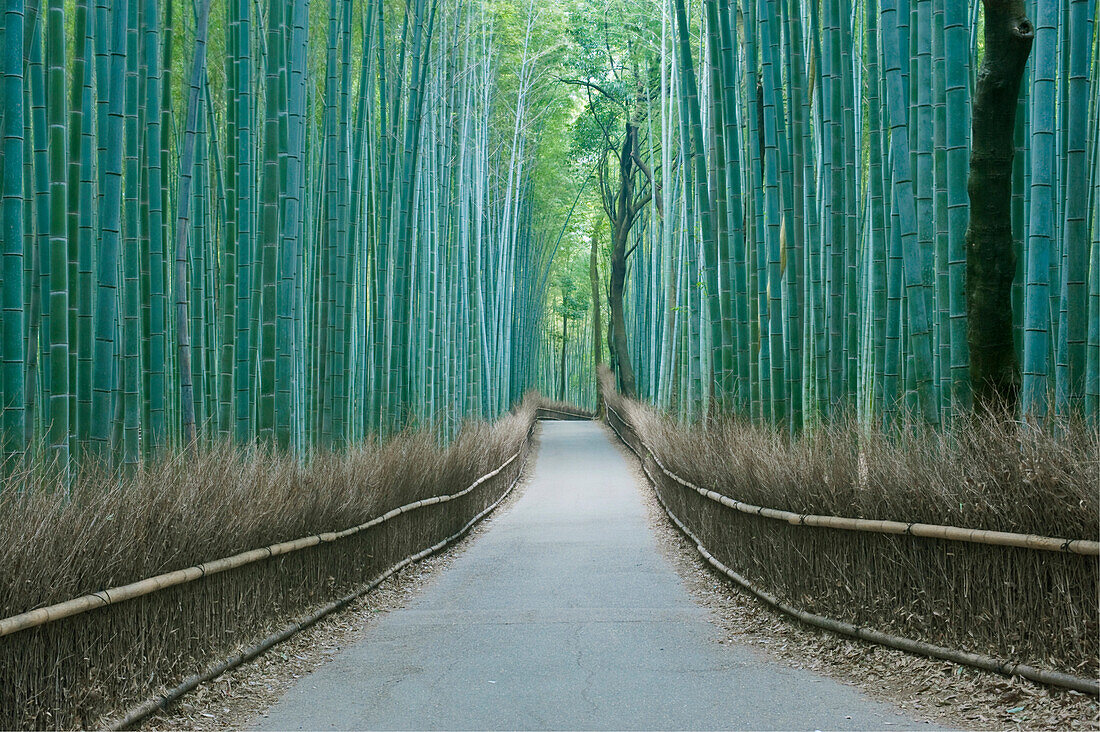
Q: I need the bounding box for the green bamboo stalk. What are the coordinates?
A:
[44,0,69,473]
[779,0,805,431]
[1022,0,1057,420]
[1055,0,1090,414]
[757,0,786,426]
[914,0,937,416]
[276,0,309,450]
[66,0,89,460]
[90,0,126,457]
[143,0,166,451]
[171,0,212,450]
[121,0,140,465]
[822,0,844,416]
[1,0,25,464]
[944,0,970,411]
[233,0,253,443]
[256,0,283,443]
[839,0,859,409]
[881,0,938,425]
[28,3,50,450]
[1087,219,1098,420]
[931,0,949,420]
[190,103,208,438]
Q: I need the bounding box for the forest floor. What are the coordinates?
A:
[608,425,1100,731]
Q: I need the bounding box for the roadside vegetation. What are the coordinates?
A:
[606,376,1098,684]
[0,398,536,729]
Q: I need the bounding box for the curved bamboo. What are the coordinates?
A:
[0,445,524,639]
[606,406,1099,557]
[607,408,1099,696]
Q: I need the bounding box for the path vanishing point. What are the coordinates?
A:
[254,421,930,730]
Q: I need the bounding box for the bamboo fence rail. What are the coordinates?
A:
[606,405,1099,557]
[0,445,525,640]
[535,406,594,420]
[606,405,1099,695]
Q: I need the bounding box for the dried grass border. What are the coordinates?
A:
[0,452,522,639]
[622,413,1097,556]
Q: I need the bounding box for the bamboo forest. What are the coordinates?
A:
[0,0,1098,727]
[0,0,1098,467]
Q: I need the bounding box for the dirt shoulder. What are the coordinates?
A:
[606,421,1099,732]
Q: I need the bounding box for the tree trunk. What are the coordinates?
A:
[590,229,605,415]
[966,0,1033,413]
[606,123,640,399]
[609,220,636,397]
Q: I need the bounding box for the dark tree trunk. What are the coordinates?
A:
[590,230,605,416]
[609,222,636,397]
[607,123,641,398]
[965,0,1033,413]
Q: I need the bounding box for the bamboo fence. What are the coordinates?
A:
[105,444,531,731]
[608,406,1098,557]
[606,403,1099,695]
[535,406,595,421]
[0,450,521,639]
[0,424,534,729]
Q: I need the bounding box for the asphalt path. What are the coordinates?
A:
[254,420,927,731]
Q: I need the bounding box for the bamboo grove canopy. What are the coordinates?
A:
[0,0,1098,474]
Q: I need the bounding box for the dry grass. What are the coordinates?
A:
[628,406,1097,538]
[603,372,1099,685]
[0,397,536,730]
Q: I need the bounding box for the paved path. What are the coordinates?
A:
[254,421,927,730]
